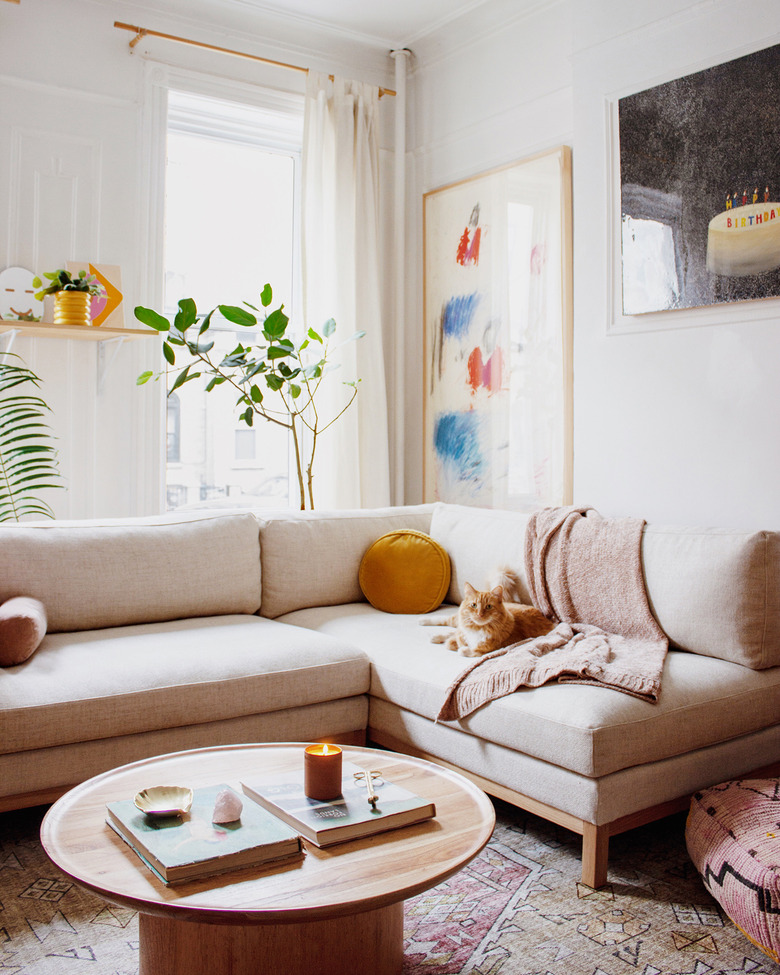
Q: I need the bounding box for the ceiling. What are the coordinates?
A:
[201,0,499,47]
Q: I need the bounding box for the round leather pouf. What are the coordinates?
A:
[686,778,780,963]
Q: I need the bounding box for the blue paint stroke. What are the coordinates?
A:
[434,410,485,495]
[441,293,480,340]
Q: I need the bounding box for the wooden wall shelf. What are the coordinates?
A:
[0,322,157,393]
[0,322,153,341]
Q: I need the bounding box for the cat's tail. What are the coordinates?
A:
[489,566,525,602]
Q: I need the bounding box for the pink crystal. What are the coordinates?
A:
[212,788,243,823]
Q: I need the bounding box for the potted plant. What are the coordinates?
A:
[0,353,64,521]
[33,268,103,327]
[134,285,363,510]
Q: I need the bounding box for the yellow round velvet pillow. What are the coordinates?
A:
[359,530,451,614]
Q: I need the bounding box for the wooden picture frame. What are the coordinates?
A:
[423,146,573,510]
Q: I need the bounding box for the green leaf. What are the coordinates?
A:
[307,327,323,343]
[290,383,301,398]
[137,371,154,386]
[250,384,263,403]
[267,345,293,360]
[322,318,337,337]
[260,284,273,307]
[266,374,284,392]
[219,305,257,327]
[263,307,289,338]
[199,308,215,335]
[173,297,197,332]
[162,342,175,365]
[134,306,170,332]
[170,365,201,393]
[205,376,227,392]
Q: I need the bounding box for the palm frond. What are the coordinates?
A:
[0,355,64,522]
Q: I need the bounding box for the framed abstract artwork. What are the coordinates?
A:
[423,146,573,510]
[618,41,780,317]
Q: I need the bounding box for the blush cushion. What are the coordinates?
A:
[0,596,47,666]
[359,530,451,614]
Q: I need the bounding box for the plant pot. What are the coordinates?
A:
[54,291,92,327]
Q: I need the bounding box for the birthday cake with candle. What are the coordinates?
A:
[707,188,780,276]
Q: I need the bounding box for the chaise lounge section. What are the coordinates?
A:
[1,502,779,889]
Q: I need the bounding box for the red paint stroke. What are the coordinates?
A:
[456,229,470,265]
[456,227,482,266]
[467,346,505,395]
[530,242,547,275]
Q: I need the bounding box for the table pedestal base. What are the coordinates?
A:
[139,902,404,975]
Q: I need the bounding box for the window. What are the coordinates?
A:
[162,86,303,510]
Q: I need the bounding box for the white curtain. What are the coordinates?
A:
[302,72,391,510]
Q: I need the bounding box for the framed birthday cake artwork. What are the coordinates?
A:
[613,41,780,327]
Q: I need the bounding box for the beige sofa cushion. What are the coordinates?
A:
[0,615,369,754]
[280,602,780,779]
[642,525,780,669]
[429,503,533,604]
[0,513,261,632]
[257,505,434,618]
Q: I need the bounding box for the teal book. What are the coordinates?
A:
[241,762,436,847]
[106,783,303,885]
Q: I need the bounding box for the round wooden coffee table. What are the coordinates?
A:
[41,743,495,975]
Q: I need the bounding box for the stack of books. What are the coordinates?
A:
[241,761,436,847]
[106,763,436,884]
[106,783,303,885]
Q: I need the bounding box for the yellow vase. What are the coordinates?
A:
[54,291,92,327]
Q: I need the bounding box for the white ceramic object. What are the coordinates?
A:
[133,786,193,817]
[212,788,243,823]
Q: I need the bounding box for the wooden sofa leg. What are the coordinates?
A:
[581,822,609,888]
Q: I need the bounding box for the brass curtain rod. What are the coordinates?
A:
[113,21,396,97]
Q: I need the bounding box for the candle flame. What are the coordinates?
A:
[323,744,330,754]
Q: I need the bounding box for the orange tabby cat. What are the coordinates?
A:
[421,570,553,657]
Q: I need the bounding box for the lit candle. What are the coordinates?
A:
[303,743,343,801]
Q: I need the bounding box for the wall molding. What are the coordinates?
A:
[0,73,132,107]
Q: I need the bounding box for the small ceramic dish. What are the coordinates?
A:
[133,786,193,817]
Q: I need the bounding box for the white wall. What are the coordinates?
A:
[571,0,780,530]
[409,0,780,530]
[0,0,396,518]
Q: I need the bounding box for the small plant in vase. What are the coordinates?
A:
[33,269,103,327]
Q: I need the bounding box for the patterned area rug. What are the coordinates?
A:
[0,801,778,975]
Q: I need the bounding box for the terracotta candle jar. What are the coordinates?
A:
[303,743,343,801]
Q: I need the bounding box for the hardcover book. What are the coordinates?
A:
[106,783,303,885]
[241,762,436,847]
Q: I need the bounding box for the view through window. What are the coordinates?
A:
[163,88,302,510]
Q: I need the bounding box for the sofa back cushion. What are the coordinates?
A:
[257,505,434,618]
[431,503,780,670]
[642,525,780,669]
[429,504,534,606]
[0,513,261,632]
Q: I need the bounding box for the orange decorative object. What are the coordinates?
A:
[303,743,343,801]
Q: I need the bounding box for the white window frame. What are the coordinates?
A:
[140,63,304,510]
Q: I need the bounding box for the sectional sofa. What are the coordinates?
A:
[1,502,779,888]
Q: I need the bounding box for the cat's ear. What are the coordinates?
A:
[464,582,476,596]
[491,586,504,600]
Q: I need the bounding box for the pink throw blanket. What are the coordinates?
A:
[437,507,668,722]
